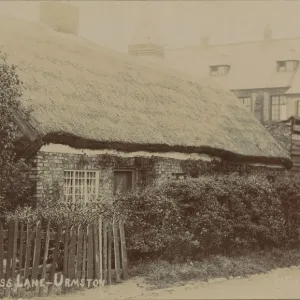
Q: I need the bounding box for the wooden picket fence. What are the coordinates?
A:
[0,217,128,298]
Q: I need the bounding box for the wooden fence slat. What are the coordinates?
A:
[39,221,51,296]
[11,218,19,288]
[75,225,83,281]
[5,221,14,297]
[93,224,100,280]
[48,224,62,295]
[17,221,25,298]
[0,222,3,281]
[86,225,94,281]
[112,220,121,283]
[107,224,112,285]
[63,226,70,293]
[82,228,87,281]
[31,221,42,283]
[119,221,128,280]
[98,217,103,282]
[24,222,32,281]
[68,226,76,281]
[18,222,25,273]
[103,222,108,283]
[0,222,3,298]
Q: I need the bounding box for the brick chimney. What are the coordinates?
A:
[128,3,164,60]
[39,1,79,35]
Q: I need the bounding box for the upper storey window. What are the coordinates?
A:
[277,60,299,72]
[210,65,230,76]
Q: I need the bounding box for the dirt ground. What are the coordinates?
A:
[34,266,300,300]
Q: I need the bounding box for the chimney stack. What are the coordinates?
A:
[263,24,272,41]
[39,1,79,35]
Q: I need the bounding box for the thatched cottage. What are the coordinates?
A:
[0,6,292,205]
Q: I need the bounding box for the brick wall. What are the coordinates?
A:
[31,150,287,203]
[153,158,184,184]
[31,151,186,202]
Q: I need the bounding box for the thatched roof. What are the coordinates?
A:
[0,16,292,168]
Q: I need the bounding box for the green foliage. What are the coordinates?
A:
[5,181,113,226]
[0,49,32,212]
[273,173,300,246]
[113,174,291,261]
[113,186,183,261]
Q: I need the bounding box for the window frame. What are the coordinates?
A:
[172,172,187,180]
[297,100,300,117]
[113,168,137,195]
[63,170,99,206]
[239,96,253,113]
[270,95,287,121]
[277,61,287,72]
[210,66,218,76]
[209,65,230,77]
[277,60,299,72]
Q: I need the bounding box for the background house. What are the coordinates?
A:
[0,3,291,205]
[127,8,300,170]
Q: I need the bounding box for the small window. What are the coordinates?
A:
[271,95,287,121]
[218,66,227,76]
[277,60,298,72]
[239,97,252,113]
[172,173,186,180]
[114,169,136,195]
[277,61,286,72]
[64,170,99,205]
[210,66,218,76]
[266,175,276,183]
[210,65,230,76]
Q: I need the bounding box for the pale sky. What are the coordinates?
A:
[1,1,300,52]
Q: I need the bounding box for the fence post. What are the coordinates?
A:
[48,224,62,295]
[5,221,14,297]
[68,226,77,281]
[24,222,32,284]
[119,221,128,280]
[11,218,19,289]
[17,221,25,298]
[86,225,94,283]
[62,225,70,293]
[98,217,103,283]
[107,224,112,285]
[112,220,121,283]
[93,224,100,280]
[39,221,51,296]
[75,225,83,282]
[103,222,108,284]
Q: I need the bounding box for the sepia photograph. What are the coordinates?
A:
[0,0,300,299]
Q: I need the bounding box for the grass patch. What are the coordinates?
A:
[129,249,300,288]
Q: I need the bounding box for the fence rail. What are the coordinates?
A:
[0,217,128,298]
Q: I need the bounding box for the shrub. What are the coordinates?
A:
[114,174,287,261]
[274,174,300,247]
[0,49,33,212]
[113,187,184,261]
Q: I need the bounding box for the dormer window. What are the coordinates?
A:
[277,60,299,72]
[210,65,230,76]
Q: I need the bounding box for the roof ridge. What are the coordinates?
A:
[165,36,300,51]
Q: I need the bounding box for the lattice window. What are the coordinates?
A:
[271,96,287,121]
[63,170,99,205]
